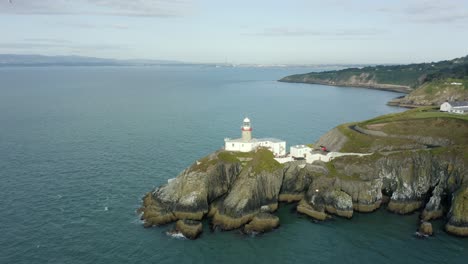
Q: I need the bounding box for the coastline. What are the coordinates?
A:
[278,79,413,94]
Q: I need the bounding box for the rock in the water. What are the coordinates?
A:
[243,213,280,234]
[298,183,354,220]
[297,199,328,221]
[323,190,354,218]
[421,183,445,221]
[175,219,203,239]
[419,221,433,236]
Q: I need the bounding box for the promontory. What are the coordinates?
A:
[279,55,468,107]
[139,107,468,239]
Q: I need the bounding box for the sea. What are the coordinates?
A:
[0,65,467,264]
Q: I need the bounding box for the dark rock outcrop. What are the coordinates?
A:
[243,213,280,234]
[419,221,433,236]
[446,185,468,236]
[279,162,323,202]
[140,151,241,227]
[175,219,203,239]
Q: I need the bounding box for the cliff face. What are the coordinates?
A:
[140,110,468,239]
[280,72,413,93]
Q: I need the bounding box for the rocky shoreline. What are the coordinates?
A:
[139,118,468,239]
[278,78,412,94]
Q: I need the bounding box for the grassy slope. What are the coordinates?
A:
[195,148,283,174]
[389,78,468,106]
[338,107,468,153]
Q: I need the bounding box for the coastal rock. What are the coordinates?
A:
[297,199,328,221]
[175,219,203,239]
[140,151,241,227]
[279,162,325,202]
[446,185,468,236]
[421,183,446,221]
[298,177,353,219]
[382,154,432,215]
[243,213,280,234]
[212,149,284,230]
[419,221,433,236]
[323,189,354,218]
[338,179,382,213]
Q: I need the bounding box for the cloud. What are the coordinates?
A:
[67,23,129,30]
[22,38,73,44]
[0,40,126,51]
[376,0,468,24]
[0,0,192,17]
[246,27,387,37]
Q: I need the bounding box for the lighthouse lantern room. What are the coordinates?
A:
[241,117,252,141]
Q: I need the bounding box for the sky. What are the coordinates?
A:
[0,0,468,64]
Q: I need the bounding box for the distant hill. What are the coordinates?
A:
[279,55,468,92]
[279,55,468,106]
[0,54,183,67]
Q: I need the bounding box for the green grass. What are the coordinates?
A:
[337,108,468,152]
[217,152,241,163]
[362,107,468,125]
[337,123,416,153]
[249,148,283,174]
[192,156,219,172]
[192,149,284,174]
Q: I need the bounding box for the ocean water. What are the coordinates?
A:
[0,65,467,263]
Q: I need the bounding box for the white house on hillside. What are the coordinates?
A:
[224,117,286,156]
[440,101,468,114]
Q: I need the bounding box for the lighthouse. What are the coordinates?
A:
[241,117,252,141]
[224,117,287,157]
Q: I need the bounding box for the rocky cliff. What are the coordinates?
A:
[279,71,413,93]
[139,109,468,239]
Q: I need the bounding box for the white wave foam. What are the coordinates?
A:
[166,231,186,239]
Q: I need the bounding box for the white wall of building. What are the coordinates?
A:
[440,102,451,112]
[271,142,286,156]
[224,118,286,156]
[290,145,312,158]
[449,108,468,114]
[225,141,256,152]
[224,139,286,156]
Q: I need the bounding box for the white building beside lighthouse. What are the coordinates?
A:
[224,117,286,157]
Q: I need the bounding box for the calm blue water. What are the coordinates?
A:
[0,66,467,263]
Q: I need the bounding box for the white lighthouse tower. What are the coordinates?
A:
[241,117,252,141]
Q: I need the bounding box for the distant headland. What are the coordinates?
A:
[279,55,468,107]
